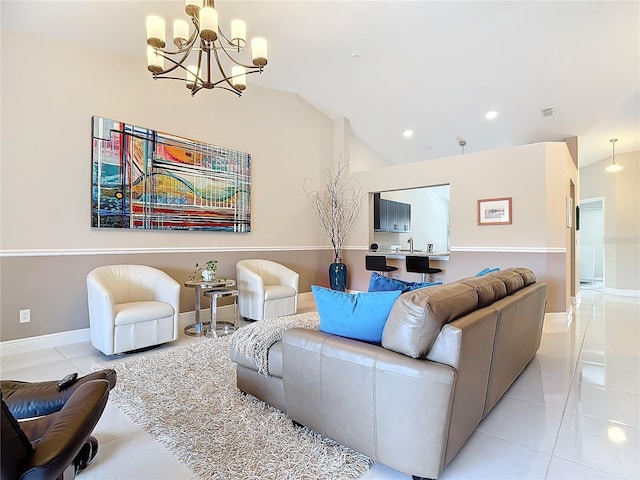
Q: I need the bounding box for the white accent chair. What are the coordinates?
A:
[87,265,180,355]
[236,259,299,321]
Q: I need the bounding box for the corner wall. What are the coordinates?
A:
[349,142,577,312]
[0,28,335,341]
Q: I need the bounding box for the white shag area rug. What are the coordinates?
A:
[107,335,372,480]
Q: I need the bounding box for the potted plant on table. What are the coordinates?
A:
[303,156,363,291]
[191,259,218,282]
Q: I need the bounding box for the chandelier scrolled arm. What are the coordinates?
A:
[145,0,268,96]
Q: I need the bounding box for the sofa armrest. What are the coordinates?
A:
[149,271,180,307]
[282,329,455,479]
[87,273,117,354]
[271,264,299,291]
[426,307,499,465]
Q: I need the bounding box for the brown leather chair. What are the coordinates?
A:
[1,371,116,480]
[2,369,117,420]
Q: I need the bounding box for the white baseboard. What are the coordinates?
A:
[0,329,92,358]
[1,311,202,358]
[0,295,314,358]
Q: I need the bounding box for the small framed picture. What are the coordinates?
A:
[477,197,512,225]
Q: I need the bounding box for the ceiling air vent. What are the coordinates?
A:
[541,106,556,117]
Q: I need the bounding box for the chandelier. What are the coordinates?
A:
[145,0,268,96]
[605,138,623,173]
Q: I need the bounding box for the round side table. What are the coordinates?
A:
[184,279,236,337]
[203,288,239,337]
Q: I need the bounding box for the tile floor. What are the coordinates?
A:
[1,288,638,480]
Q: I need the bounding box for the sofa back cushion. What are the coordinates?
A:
[485,269,524,294]
[510,267,537,286]
[382,283,478,358]
[458,276,508,308]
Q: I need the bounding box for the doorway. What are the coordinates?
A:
[579,197,605,291]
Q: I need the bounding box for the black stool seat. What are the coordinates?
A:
[365,255,398,274]
[405,255,442,282]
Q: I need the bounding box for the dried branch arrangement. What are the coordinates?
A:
[303,157,363,261]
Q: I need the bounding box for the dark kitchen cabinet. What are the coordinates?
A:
[374,193,411,232]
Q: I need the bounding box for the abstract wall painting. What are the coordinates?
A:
[91,116,251,232]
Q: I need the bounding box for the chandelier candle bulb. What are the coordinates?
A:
[185,0,203,16]
[173,19,190,47]
[231,19,247,49]
[251,37,268,66]
[199,6,218,41]
[146,46,164,73]
[232,66,247,90]
[146,15,166,49]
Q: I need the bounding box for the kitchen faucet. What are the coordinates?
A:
[407,237,414,253]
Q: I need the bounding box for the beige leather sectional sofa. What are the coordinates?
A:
[231,267,547,480]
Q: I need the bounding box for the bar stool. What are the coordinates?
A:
[365,255,398,275]
[203,288,239,337]
[405,255,442,282]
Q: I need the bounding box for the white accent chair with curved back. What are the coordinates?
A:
[236,259,299,321]
[87,265,180,355]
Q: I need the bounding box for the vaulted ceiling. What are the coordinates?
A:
[3,1,638,167]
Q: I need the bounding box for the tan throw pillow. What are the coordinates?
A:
[382,283,478,358]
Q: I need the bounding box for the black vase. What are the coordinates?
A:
[329,258,347,291]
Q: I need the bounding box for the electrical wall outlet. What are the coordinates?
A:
[19,309,30,323]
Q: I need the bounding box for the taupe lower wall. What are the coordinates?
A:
[0,249,333,342]
[343,249,566,313]
[2,247,565,342]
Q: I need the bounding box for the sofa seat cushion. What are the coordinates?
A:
[458,276,508,308]
[485,269,525,294]
[382,283,478,358]
[264,285,297,301]
[114,301,175,325]
[230,341,284,378]
[313,285,402,343]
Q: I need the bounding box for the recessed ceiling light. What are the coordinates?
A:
[485,111,498,120]
[403,130,414,138]
[351,52,361,59]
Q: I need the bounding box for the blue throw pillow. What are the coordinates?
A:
[476,267,500,277]
[368,272,441,293]
[404,280,443,291]
[312,285,402,343]
[368,272,408,292]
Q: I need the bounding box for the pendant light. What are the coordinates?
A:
[606,138,623,173]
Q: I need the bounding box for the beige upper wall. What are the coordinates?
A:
[0,28,333,253]
[351,142,575,250]
[580,151,640,291]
